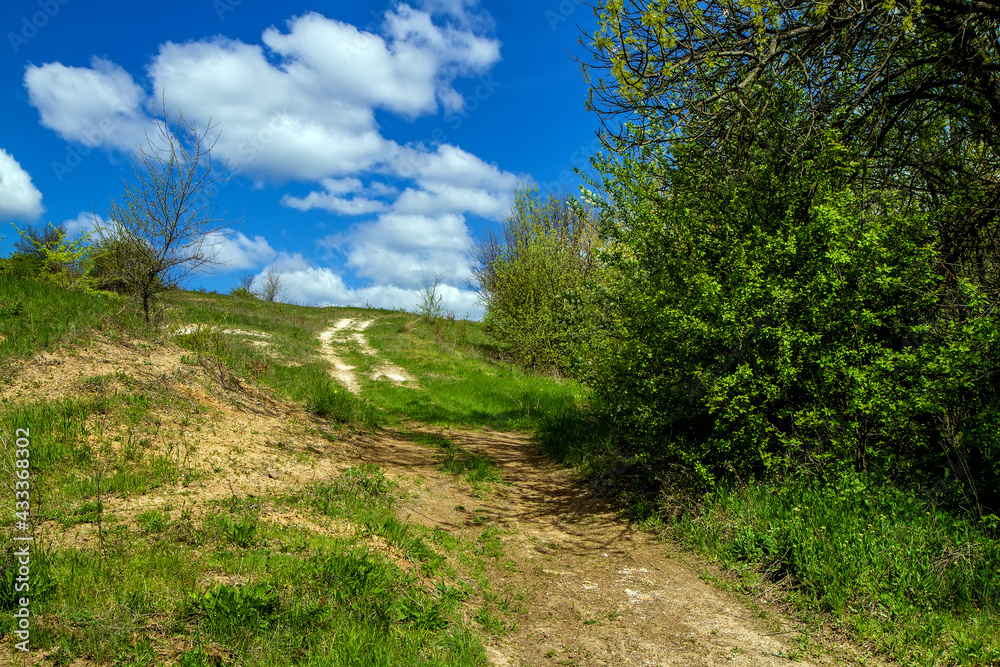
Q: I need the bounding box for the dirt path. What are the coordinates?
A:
[317,318,417,393]
[353,427,874,667]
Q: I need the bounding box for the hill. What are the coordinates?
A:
[0,283,881,666]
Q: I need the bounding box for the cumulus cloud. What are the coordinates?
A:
[0,148,44,220]
[202,231,277,271]
[22,3,510,316]
[24,57,151,152]
[61,211,108,237]
[333,143,522,289]
[255,253,484,317]
[281,178,388,215]
[25,6,500,182]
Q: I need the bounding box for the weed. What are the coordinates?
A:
[185,582,280,630]
[222,516,259,548]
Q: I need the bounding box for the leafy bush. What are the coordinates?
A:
[229,287,257,299]
[11,223,106,294]
[585,129,1000,505]
[471,185,607,371]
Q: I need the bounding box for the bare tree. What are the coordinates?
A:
[100,98,231,322]
[259,267,285,303]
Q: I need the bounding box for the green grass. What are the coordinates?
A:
[0,283,560,665]
[163,291,587,433]
[0,395,199,530]
[358,316,584,429]
[674,473,1000,666]
[1,464,493,666]
[402,432,504,488]
[0,268,149,367]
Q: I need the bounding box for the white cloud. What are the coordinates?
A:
[61,211,108,237]
[24,57,150,152]
[25,7,500,183]
[281,178,388,215]
[203,231,277,271]
[333,143,521,289]
[22,5,509,316]
[0,148,44,220]
[255,253,484,318]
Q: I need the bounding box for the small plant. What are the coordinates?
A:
[418,273,446,322]
[221,515,258,548]
[136,509,167,533]
[12,222,109,294]
[185,582,279,629]
[311,464,396,523]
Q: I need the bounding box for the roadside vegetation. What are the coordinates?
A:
[468,3,1000,666]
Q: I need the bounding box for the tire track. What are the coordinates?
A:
[317,318,417,394]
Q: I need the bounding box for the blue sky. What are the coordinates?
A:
[0,0,601,317]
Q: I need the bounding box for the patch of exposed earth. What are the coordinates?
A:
[316,318,418,393]
[353,427,886,667]
[0,334,354,552]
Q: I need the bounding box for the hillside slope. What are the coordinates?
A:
[0,290,883,666]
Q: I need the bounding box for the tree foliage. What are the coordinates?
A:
[582,0,1000,302]
[556,1,1000,508]
[587,129,1000,503]
[12,222,66,261]
[583,0,1000,156]
[471,185,606,370]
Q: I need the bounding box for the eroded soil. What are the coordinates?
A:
[353,428,880,667]
[317,318,418,394]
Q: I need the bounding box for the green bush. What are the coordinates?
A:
[471,185,607,371]
[228,286,258,299]
[586,129,1000,504]
[11,223,106,293]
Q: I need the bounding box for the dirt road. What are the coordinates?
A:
[353,427,874,667]
[3,325,879,666]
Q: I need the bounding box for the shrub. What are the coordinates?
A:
[471,185,607,371]
[12,223,105,293]
[586,130,1000,506]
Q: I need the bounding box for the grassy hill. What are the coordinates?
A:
[0,278,586,666]
[2,274,997,666]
